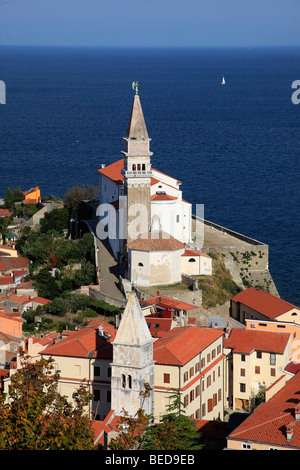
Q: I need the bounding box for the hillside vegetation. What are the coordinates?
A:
[195,252,241,308]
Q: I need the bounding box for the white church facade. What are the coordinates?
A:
[98,87,212,286]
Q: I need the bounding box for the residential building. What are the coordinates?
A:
[230,287,300,324]
[22,186,41,205]
[38,293,225,424]
[0,209,13,218]
[223,326,291,411]
[0,310,23,338]
[41,318,117,421]
[140,293,200,331]
[230,287,300,364]
[0,275,15,293]
[153,325,225,422]
[0,245,18,257]
[227,372,300,450]
[0,256,29,278]
[245,318,300,364]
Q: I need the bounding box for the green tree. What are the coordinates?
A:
[142,389,203,451]
[33,268,60,300]
[77,232,95,262]
[0,217,11,245]
[64,184,98,212]
[40,208,70,234]
[0,353,94,450]
[11,187,23,204]
[73,262,96,288]
[4,187,14,212]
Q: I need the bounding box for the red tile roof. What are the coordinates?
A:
[98,159,125,184]
[151,194,177,201]
[41,318,116,359]
[0,257,28,273]
[140,295,198,312]
[153,326,223,366]
[29,296,52,305]
[232,287,299,319]
[0,276,14,285]
[145,317,173,336]
[0,209,13,217]
[22,198,37,205]
[98,158,181,186]
[224,328,290,355]
[228,372,300,449]
[284,361,300,375]
[5,293,30,305]
[182,249,211,259]
[23,186,39,196]
[0,245,17,252]
[127,231,185,252]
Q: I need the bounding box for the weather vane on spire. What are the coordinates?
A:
[132,81,139,95]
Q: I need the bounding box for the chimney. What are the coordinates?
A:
[98,325,104,336]
[224,324,231,339]
[286,422,294,442]
[295,405,300,422]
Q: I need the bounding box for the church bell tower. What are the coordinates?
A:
[121,82,153,246]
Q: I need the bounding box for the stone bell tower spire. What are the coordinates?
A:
[111,293,154,417]
[121,83,153,246]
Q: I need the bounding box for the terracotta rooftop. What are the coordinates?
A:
[145,317,173,336]
[98,159,125,184]
[151,193,177,201]
[140,295,198,312]
[153,326,223,366]
[127,231,185,252]
[41,318,116,359]
[98,158,181,187]
[22,198,37,205]
[228,372,300,449]
[0,276,14,285]
[25,296,52,305]
[0,209,13,217]
[231,287,299,320]
[23,186,39,195]
[0,257,28,272]
[224,328,290,355]
[182,248,211,258]
[5,293,30,305]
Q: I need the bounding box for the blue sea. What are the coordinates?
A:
[0,46,299,305]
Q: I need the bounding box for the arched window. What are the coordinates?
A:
[142,164,146,171]
[138,262,144,267]
[132,164,136,171]
[122,374,126,388]
[128,375,132,389]
[137,164,141,171]
[188,258,196,262]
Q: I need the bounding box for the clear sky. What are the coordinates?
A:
[0,0,299,48]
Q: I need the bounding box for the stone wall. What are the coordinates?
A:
[192,215,278,296]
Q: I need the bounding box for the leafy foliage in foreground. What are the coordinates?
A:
[108,386,203,451]
[0,353,94,450]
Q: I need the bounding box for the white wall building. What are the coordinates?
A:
[98,90,211,286]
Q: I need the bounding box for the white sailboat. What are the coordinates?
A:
[221,75,226,85]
